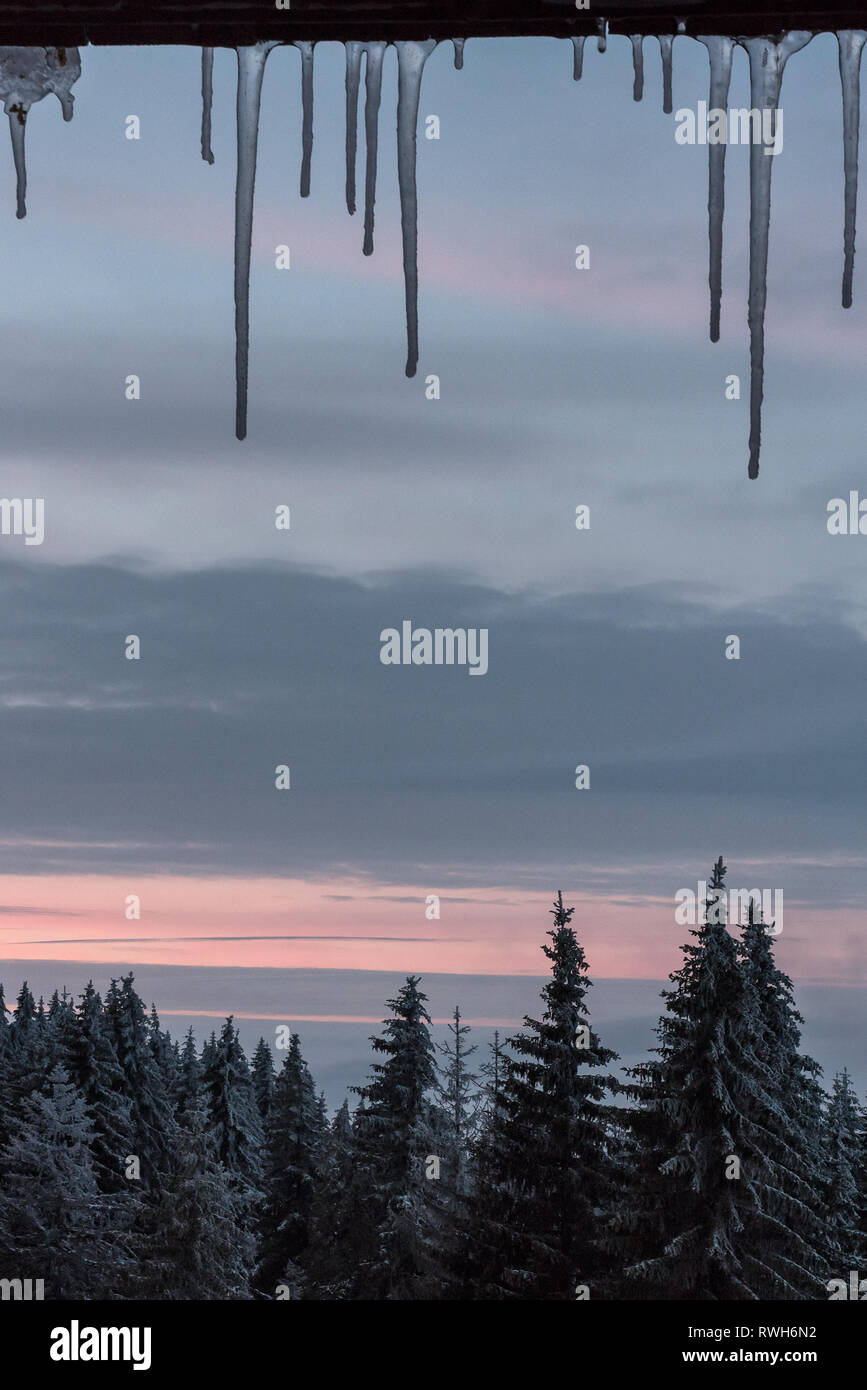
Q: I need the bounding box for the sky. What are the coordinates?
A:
[0,33,864,1100]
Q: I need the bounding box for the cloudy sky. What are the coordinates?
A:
[0,33,864,1099]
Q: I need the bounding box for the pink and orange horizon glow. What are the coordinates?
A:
[0,872,862,985]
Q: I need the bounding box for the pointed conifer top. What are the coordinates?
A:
[549,890,575,929]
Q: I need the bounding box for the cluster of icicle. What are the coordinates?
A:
[201,39,458,441]
[0,46,80,218]
[2,37,861,479]
[573,27,865,476]
[206,30,867,475]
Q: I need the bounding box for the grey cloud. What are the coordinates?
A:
[10,935,460,945]
[0,905,83,916]
[0,557,863,905]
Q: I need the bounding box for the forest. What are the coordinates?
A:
[0,858,863,1301]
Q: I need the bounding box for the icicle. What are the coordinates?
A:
[395,40,437,378]
[55,49,75,122]
[8,103,26,218]
[631,36,644,101]
[57,83,74,121]
[838,31,867,308]
[294,40,314,198]
[571,36,586,81]
[698,37,734,343]
[453,39,465,71]
[741,33,813,478]
[234,43,279,442]
[658,35,674,114]
[0,46,80,214]
[201,47,215,164]
[345,41,362,215]
[363,41,385,256]
[597,19,608,54]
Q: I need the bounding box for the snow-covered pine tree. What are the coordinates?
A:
[860,1089,867,1256]
[201,1031,218,1070]
[104,974,176,1187]
[0,983,10,1149]
[60,980,135,1193]
[823,1069,865,1272]
[252,1037,276,1121]
[736,897,830,1296]
[131,1092,256,1299]
[1,981,59,1129]
[350,975,441,1299]
[428,1006,480,1292]
[12,980,36,1033]
[305,1098,366,1298]
[622,858,827,1299]
[478,1029,505,1114]
[0,1066,130,1299]
[436,1005,479,1196]
[454,892,620,1300]
[0,981,9,1049]
[255,1033,322,1296]
[47,987,74,1029]
[203,1015,263,1190]
[148,1003,179,1095]
[174,1026,204,1120]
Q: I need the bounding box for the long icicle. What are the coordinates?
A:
[631,36,644,101]
[597,19,608,54]
[658,35,674,114]
[742,33,812,478]
[201,47,215,163]
[395,40,437,378]
[453,39,465,71]
[363,41,385,256]
[8,104,27,218]
[345,41,362,214]
[294,40,314,197]
[838,31,867,307]
[698,36,734,343]
[571,35,586,81]
[234,43,278,441]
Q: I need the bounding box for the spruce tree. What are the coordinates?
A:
[255,1033,321,1296]
[252,1037,276,1121]
[350,975,441,1299]
[201,1031,218,1070]
[737,898,830,1296]
[0,981,9,1050]
[203,1015,263,1189]
[823,1069,864,1272]
[104,974,175,1187]
[436,1006,478,1196]
[455,893,620,1300]
[174,1026,204,1120]
[1,981,58,1128]
[148,1003,179,1094]
[61,981,135,1193]
[13,980,37,1033]
[47,987,75,1029]
[0,1066,129,1299]
[306,1099,366,1298]
[132,1094,256,1299]
[622,859,828,1299]
[479,1029,505,1113]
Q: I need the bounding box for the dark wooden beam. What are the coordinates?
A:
[1,2,867,47]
